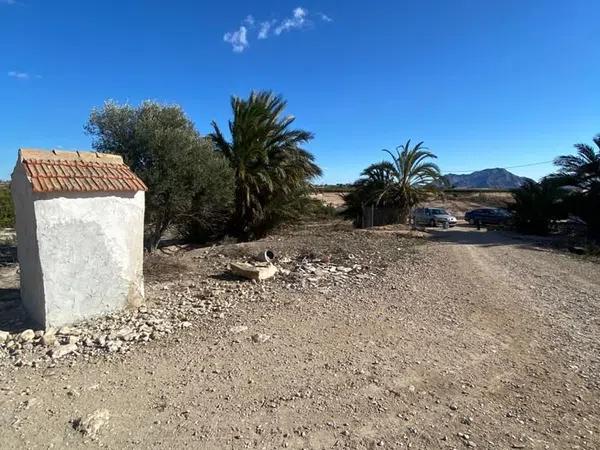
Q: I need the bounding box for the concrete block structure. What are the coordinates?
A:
[11,149,147,328]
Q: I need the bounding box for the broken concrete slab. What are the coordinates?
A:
[230,262,277,281]
[49,343,78,359]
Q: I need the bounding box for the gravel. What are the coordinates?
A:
[0,221,598,449]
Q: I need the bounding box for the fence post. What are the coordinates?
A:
[371,204,375,228]
[361,203,365,229]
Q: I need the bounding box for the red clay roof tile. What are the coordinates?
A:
[19,148,148,194]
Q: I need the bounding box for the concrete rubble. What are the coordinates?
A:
[230,262,278,281]
[0,241,382,369]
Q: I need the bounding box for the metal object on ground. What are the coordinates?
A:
[256,250,275,263]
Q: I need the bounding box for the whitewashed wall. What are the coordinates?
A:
[12,164,46,326]
[12,165,145,328]
[33,191,145,327]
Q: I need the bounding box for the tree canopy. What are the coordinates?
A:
[0,184,15,229]
[552,135,600,236]
[86,100,234,250]
[344,140,442,225]
[210,91,322,239]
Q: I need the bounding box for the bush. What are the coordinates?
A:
[86,100,235,250]
[511,178,566,235]
[210,91,322,240]
[553,135,600,239]
[343,141,442,227]
[0,184,15,229]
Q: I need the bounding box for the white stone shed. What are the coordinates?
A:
[11,149,148,328]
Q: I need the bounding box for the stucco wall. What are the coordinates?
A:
[31,191,145,327]
[11,165,46,326]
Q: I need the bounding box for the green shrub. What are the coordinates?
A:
[0,184,15,229]
[86,100,235,250]
[511,178,566,235]
[210,91,322,240]
[553,135,600,238]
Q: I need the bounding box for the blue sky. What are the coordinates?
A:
[1,0,599,183]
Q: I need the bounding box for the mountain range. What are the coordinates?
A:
[443,168,529,189]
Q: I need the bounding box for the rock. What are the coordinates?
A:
[231,262,277,281]
[41,334,57,347]
[95,335,107,347]
[75,409,110,438]
[106,341,121,353]
[251,333,271,343]
[116,327,133,339]
[0,330,9,344]
[49,343,78,359]
[58,326,81,336]
[230,325,248,334]
[18,329,35,343]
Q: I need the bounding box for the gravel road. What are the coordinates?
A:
[0,224,598,449]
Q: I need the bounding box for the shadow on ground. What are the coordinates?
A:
[426,225,560,251]
[0,288,36,333]
[0,246,37,332]
[0,244,17,266]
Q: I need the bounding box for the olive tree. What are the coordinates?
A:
[85,100,234,250]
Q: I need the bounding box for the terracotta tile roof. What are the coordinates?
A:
[18,149,148,193]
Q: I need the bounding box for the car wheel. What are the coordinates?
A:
[468,219,475,225]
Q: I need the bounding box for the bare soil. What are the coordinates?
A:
[310,190,513,218]
[0,222,599,449]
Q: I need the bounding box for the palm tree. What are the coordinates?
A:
[359,161,397,187]
[511,178,565,235]
[342,162,397,225]
[344,140,442,225]
[379,140,442,221]
[553,135,600,236]
[554,135,600,188]
[210,91,322,239]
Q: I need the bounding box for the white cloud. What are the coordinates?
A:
[224,7,332,52]
[258,20,275,40]
[318,12,333,23]
[8,71,30,80]
[274,7,308,35]
[223,26,249,53]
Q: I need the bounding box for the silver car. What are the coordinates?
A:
[412,207,457,227]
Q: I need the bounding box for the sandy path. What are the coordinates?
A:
[0,227,598,449]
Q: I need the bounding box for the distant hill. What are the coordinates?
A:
[443,168,529,189]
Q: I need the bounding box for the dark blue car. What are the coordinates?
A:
[464,208,512,225]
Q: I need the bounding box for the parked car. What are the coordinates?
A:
[464,208,512,225]
[412,208,457,227]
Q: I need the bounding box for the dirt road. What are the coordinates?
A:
[0,225,598,449]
